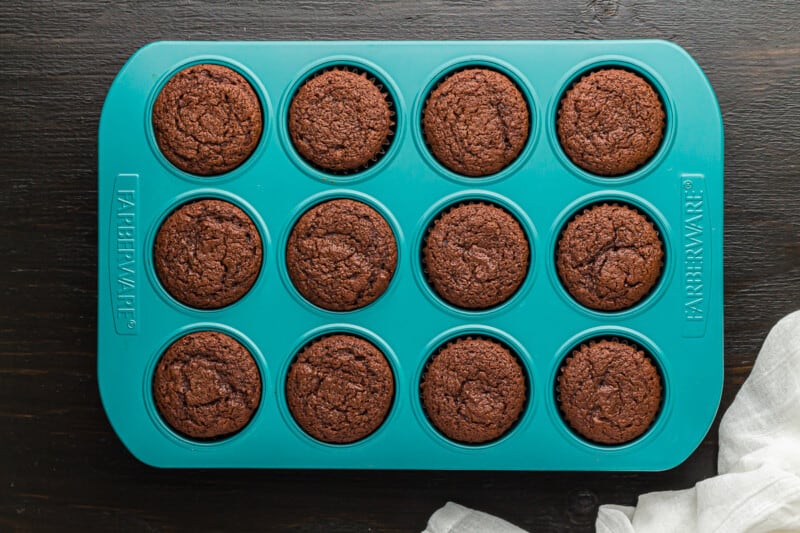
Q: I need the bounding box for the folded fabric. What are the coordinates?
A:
[425,502,527,533]
[423,310,800,533]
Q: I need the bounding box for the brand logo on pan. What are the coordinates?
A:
[682,175,707,336]
[113,174,138,335]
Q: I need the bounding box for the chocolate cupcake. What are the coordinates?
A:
[422,68,529,176]
[286,199,397,311]
[288,68,393,172]
[557,68,665,176]
[423,202,529,309]
[557,339,662,444]
[421,337,526,444]
[152,64,262,176]
[556,203,663,311]
[153,331,261,440]
[154,199,262,309]
[286,334,394,444]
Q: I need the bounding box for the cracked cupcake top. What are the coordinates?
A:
[152,64,262,176]
[286,199,397,311]
[286,334,394,444]
[556,203,663,311]
[557,339,662,444]
[421,337,526,444]
[153,331,261,440]
[154,199,263,309]
[557,68,665,176]
[423,202,529,309]
[288,69,393,172]
[423,68,529,176]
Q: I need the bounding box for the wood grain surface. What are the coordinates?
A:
[1,1,799,531]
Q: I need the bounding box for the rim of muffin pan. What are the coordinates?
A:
[276,323,401,448]
[278,56,404,184]
[547,191,673,319]
[412,56,540,185]
[144,189,270,314]
[547,327,670,452]
[145,56,272,183]
[412,190,538,319]
[547,56,676,186]
[411,325,535,451]
[277,189,404,316]
[143,322,269,447]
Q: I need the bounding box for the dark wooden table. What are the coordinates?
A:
[2,1,799,531]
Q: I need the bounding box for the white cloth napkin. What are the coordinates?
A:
[425,502,528,533]
[424,310,800,533]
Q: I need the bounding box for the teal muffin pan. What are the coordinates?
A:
[98,40,723,469]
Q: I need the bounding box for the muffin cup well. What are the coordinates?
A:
[286,64,397,177]
[553,197,668,315]
[146,190,269,314]
[144,324,267,446]
[553,334,666,447]
[419,62,534,179]
[280,326,399,447]
[548,57,675,184]
[278,190,403,315]
[152,198,263,310]
[420,198,533,313]
[146,58,271,181]
[418,333,531,447]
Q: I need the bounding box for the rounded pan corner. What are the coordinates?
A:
[648,391,722,472]
[651,434,714,472]
[99,42,161,139]
[96,400,165,469]
[649,38,692,55]
[126,40,197,64]
[120,441,170,469]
